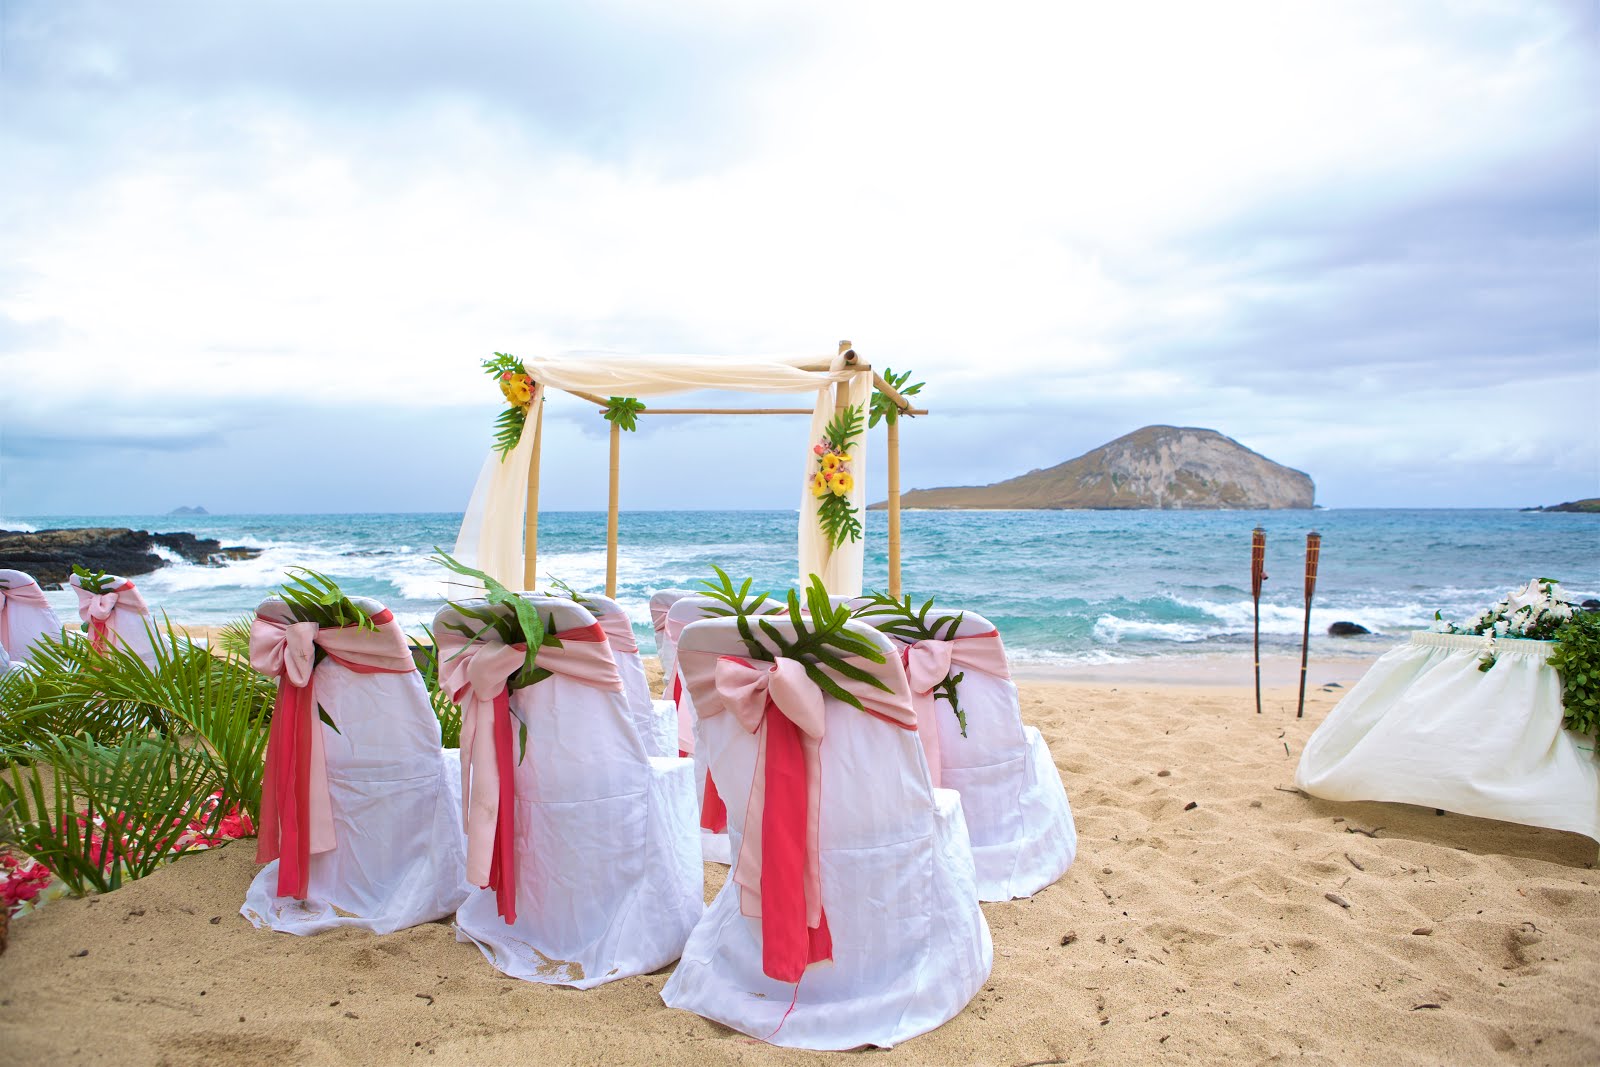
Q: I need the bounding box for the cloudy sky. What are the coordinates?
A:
[1,0,1595,515]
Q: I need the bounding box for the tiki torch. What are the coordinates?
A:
[1296,531,1321,719]
[1252,527,1267,715]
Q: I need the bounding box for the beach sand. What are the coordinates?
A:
[2,671,1597,1065]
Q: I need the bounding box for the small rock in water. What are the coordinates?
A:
[1327,621,1371,637]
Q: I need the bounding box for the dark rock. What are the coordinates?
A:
[1327,621,1371,637]
[0,527,260,586]
[1583,600,1600,612]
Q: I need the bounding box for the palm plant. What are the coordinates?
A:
[413,625,463,748]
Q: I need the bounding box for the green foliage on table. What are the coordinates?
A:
[71,565,115,594]
[1550,611,1600,741]
[853,592,969,736]
[603,396,646,432]
[699,571,889,712]
[868,367,924,428]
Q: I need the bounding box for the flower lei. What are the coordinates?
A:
[483,353,537,459]
[1433,578,1580,672]
[811,403,864,550]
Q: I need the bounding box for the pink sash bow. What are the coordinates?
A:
[249,607,414,899]
[596,611,639,655]
[72,579,149,652]
[437,621,623,925]
[709,655,918,983]
[0,579,51,653]
[901,631,1009,787]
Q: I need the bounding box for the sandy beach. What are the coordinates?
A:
[3,670,1597,1066]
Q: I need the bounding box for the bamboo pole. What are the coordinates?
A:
[888,412,902,597]
[606,419,621,597]
[522,391,545,591]
[1297,531,1321,719]
[872,372,915,414]
[603,406,928,416]
[1251,527,1267,715]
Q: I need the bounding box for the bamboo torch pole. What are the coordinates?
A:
[522,388,544,591]
[606,418,621,598]
[1252,527,1267,715]
[1296,531,1321,719]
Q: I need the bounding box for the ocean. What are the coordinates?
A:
[5,510,1596,669]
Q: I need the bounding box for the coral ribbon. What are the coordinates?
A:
[249,608,414,899]
[437,621,623,925]
[72,579,149,652]
[901,631,1008,787]
[0,579,50,654]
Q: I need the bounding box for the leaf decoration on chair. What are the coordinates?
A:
[697,565,774,619]
[602,396,646,432]
[868,366,924,428]
[428,548,553,692]
[70,565,116,594]
[812,403,865,550]
[276,569,378,633]
[853,592,970,736]
[699,572,889,712]
[483,352,536,459]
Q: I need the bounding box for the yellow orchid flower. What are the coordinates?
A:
[830,471,853,497]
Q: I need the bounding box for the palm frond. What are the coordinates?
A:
[413,625,463,748]
[853,591,969,735]
[868,366,924,428]
[428,548,549,690]
[213,615,255,664]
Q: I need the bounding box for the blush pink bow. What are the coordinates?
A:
[902,631,1009,787]
[707,655,918,983]
[0,579,51,654]
[436,620,623,926]
[249,607,415,900]
[72,578,150,652]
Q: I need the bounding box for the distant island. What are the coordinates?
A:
[874,425,1314,510]
[1522,499,1600,513]
[168,505,209,516]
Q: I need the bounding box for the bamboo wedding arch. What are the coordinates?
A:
[454,342,929,600]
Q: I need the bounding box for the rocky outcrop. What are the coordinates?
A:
[1522,499,1599,514]
[1327,622,1371,637]
[0,528,259,587]
[876,425,1314,510]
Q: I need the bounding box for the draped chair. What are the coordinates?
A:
[0,569,63,664]
[662,617,991,1050]
[241,596,467,935]
[437,595,701,988]
[852,605,1077,901]
[567,591,678,758]
[649,588,693,696]
[67,571,161,666]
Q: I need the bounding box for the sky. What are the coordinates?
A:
[1,0,1596,515]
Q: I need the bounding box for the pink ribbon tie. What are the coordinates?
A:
[901,631,1008,787]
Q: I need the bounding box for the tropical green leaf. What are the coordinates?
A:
[602,396,646,432]
[70,564,116,594]
[868,366,924,428]
[853,591,971,735]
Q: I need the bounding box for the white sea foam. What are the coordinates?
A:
[1,519,38,532]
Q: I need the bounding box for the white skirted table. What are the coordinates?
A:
[1295,631,1599,844]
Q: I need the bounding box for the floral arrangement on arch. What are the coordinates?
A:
[811,403,864,550]
[483,353,537,459]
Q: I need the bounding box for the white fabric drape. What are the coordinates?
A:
[452,386,543,591]
[519,354,855,397]
[798,351,873,596]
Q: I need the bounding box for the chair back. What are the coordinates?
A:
[0,569,63,663]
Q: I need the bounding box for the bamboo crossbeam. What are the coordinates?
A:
[606,420,620,597]
[559,386,612,407]
[522,392,545,590]
[593,406,928,416]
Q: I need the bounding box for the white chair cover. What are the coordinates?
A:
[662,617,992,1050]
[1296,632,1600,842]
[67,571,160,666]
[0,569,63,664]
[241,596,468,935]
[571,591,678,758]
[650,588,693,694]
[443,596,702,988]
[664,594,788,864]
[855,607,1078,901]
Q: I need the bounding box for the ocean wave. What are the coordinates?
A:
[1,519,39,532]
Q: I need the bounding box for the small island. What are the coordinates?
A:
[1522,499,1600,513]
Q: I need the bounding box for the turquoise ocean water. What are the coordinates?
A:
[5,510,1596,668]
